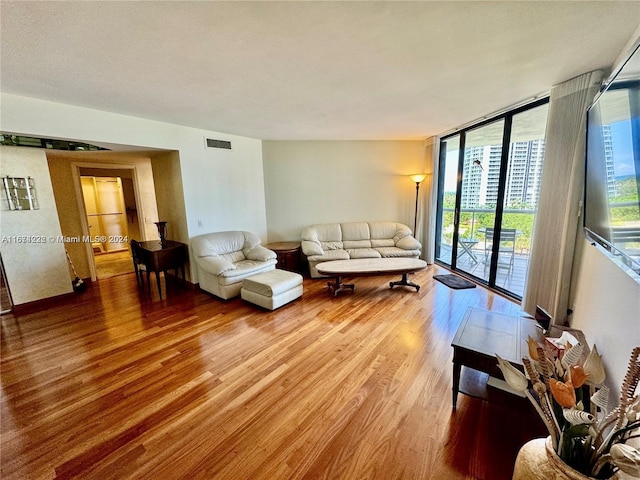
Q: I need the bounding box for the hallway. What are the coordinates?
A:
[94,250,133,279]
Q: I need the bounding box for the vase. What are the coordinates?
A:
[154,221,168,247]
[512,437,618,480]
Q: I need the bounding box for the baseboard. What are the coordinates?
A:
[182,280,198,291]
[163,271,197,290]
[11,280,93,315]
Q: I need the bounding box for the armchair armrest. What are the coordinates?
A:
[196,256,236,276]
[246,245,277,262]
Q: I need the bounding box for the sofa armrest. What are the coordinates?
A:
[301,240,323,256]
[196,256,236,276]
[246,245,277,262]
[396,235,422,250]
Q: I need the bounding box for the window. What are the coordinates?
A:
[435,98,549,299]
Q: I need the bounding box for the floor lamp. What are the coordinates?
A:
[409,173,427,235]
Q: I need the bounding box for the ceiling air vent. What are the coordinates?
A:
[205,138,232,150]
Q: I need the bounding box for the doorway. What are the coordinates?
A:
[79,170,141,279]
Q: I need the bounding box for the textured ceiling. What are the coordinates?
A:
[1,1,639,141]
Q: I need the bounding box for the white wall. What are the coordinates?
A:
[1,93,268,283]
[262,140,427,242]
[0,147,73,304]
[569,238,640,401]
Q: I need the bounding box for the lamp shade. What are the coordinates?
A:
[409,173,428,184]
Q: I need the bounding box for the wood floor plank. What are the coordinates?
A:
[1,266,546,480]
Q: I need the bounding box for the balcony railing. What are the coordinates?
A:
[439,203,638,297]
[440,207,537,253]
[438,207,537,297]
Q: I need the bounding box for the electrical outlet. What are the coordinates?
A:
[145,217,152,224]
[197,220,203,228]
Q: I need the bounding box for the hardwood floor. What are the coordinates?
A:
[1,265,545,480]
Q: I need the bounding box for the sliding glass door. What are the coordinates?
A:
[435,99,549,299]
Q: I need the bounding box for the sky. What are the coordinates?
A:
[610,118,636,179]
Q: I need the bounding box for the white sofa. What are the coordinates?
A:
[301,221,422,278]
[191,231,277,299]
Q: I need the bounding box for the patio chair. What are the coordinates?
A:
[483,228,517,273]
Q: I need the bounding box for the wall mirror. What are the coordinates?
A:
[3,176,39,210]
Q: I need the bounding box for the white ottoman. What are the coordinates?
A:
[241,269,303,310]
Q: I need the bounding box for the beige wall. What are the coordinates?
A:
[47,152,160,279]
[262,140,427,242]
[151,150,191,280]
[0,146,72,304]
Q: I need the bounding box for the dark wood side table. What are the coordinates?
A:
[451,307,586,408]
[139,240,188,299]
[265,242,303,274]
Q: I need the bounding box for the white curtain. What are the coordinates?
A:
[522,70,603,323]
[417,136,439,264]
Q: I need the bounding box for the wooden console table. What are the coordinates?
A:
[451,307,585,408]
[139,240,188,299]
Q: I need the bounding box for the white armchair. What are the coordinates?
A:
[191,231,277,299]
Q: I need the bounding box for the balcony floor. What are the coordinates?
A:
[438,244,530,298]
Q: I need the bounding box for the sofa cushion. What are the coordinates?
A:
[320,241,344,251]
[347,248,381,259]
[221,250,246,264]
[371,238,395,248]
[242,270,303,297]
[369,221,411,243]
[341,222,370,241]
[241,231,261,254]
[192,231,247,257]
[305,249,350,262]
[375,246,421,258]
[302,223,342,243]
[343,239,372,249]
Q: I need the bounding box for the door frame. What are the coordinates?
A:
[71,161,147,281]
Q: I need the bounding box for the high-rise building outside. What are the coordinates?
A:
[461,139,546,209]
[602,125,618,198]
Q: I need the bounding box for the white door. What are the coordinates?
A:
[81,176,129,252]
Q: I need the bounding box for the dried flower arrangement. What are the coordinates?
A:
[496,343,640,478]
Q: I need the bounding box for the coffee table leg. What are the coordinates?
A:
[389,273,420,291]
[326,276,355,296]
[452,359,461,409]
